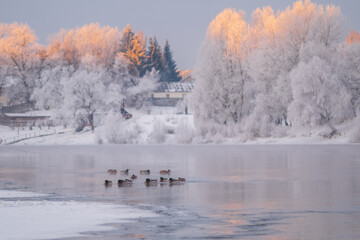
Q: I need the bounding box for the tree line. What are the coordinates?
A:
[0,23,181,105]
[0,23,182,130]
[192,0,360,140]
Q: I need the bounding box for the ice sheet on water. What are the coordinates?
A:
[0,190,158,240]
[0,190,47,198]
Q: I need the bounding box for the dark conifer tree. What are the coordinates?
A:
[145,36,164,74]
[161,40,182,82]
[119,24,134,53]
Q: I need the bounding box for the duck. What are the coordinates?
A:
[120,169,129,174]
[117,179,132,186]
[104,180,113,186]
[178,177,186,182]
[107,169,117,175]
[169,177,186,184]
[159,177,168,182]
[130,174,137,180]
[140,169,150,174]
[144,178,157,185]
[160,169,171,174]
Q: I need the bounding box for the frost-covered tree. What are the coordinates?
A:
[31,64,74,110]
[48,29,79,67]
[106,55,130,110]
[346,30,360,44]
[285,2,348,136]
[48,23,120,69]
[126,68,158,109]
[161,40,181,82]
[289,56,351,136]
[337,42,360,117]
[245,7,292,137]
[192,0,351,139]
[246,2,344,137]
[0,65,8,96]
[0,23,41,104]
[31,64,75,127]
[192,9,249,137]
[62,68,108,131]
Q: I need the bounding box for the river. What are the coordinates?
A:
[0,145,359,239]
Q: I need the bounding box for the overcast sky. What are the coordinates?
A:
[1,0,359,70]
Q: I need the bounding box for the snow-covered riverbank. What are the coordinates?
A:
[1,107,359,145]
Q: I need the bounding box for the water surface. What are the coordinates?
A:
[0,145,359,239]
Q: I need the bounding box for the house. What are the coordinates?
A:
[0,91,48,127]
[0,111,51,127]
[152,82,194,106]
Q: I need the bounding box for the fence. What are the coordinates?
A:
[1,129,57,145]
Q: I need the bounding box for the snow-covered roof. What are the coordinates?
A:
[4,110,52,118]
[155,82,194,93]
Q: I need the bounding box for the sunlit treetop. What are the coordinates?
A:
[346,30,360,44]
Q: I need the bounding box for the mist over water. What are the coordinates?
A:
[0,145,359,239]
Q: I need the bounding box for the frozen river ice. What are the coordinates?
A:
[0,145,360,239]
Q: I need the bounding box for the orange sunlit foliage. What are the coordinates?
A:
[119,25,146,77]
[47,23,120,69]
[250,6,278,49]
[0,23,43,103]
[207,9,248,59]
[346,30,360,44]
[206,0,343,62]
[0,23,39,64]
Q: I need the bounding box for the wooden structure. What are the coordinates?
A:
[152,82,194,106]
[0,112,51,127]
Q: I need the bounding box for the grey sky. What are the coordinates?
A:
[1,0,359,70]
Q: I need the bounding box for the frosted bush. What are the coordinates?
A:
[349,117,360,143]
[271,125,289,138]
[101,111,141,144]
[175,119,195,144]
[149,118,167,144]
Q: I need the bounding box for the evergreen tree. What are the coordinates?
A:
[161,40,182,82]
[145,36,164,74]
[126,34,146,77]
[119,24,134,53]
[119,25,147,77]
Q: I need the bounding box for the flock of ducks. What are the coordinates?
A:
[104,169,186,187]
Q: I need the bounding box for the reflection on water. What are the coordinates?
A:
[0,145,360,239]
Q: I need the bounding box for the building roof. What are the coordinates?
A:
[155,82,194,93]
[4,110,52,118]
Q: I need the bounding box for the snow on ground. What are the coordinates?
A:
[0,125,97,145]
[0,124,47,142]
[1,107,358,145]
[2,107,194,145]
[130,106,194,144]
[0,190,158,240]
